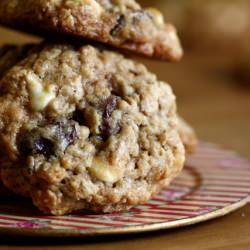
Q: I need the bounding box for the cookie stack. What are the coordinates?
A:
[0,0,197,215]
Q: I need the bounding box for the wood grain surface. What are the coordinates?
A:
[0,25,249,250]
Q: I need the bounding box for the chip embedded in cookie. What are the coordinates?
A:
[0,0,183,61]
[0,42,185,215]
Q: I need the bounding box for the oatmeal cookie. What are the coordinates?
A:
[0,42,185,215]
[0,43,194,155]
[0,0,183,61]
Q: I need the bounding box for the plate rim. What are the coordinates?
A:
[0,195,249,237]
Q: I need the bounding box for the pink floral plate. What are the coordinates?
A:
[0,142,250,237]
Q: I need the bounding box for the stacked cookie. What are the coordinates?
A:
[0,0,197,215]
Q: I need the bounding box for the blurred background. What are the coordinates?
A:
[0,0,250,157]
[141,0,250,52]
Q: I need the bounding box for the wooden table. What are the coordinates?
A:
[0,27,249,250]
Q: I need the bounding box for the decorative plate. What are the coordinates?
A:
[0,143,250,237]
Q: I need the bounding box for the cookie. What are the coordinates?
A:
[0,0,183,61]
[0,42,185,215]
[0,44,195,198]
[0,44,195,156]
[177,116,198,154]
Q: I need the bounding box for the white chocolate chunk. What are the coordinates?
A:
[90,157,121,183]
[26,72,56,111]
[65,0,102,16]
[146,7,164,26]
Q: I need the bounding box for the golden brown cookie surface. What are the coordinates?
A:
[0,42,185,215]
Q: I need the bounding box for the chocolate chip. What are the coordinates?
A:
[110,15,125,36]
[20,135,54,159]
[101,95,121,140]
[56,120,78,153]
[72,109,86,126]
[65,125,77,145]
[19,119,78,158]
[33,138,54,158]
